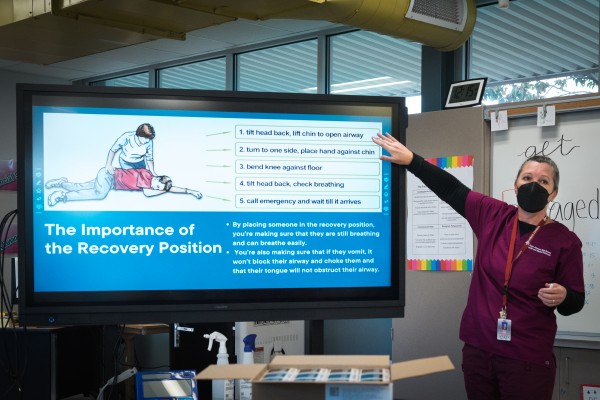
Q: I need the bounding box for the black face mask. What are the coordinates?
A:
[516,181,550,213]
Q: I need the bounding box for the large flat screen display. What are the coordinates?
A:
[17,84,406,326]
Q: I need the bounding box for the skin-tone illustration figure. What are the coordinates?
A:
[106,123,158,175]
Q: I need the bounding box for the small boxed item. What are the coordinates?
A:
[196,354,454,400]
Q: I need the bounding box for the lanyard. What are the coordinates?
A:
[500,215,548,317]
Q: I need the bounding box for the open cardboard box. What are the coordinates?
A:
[196,354,454,400]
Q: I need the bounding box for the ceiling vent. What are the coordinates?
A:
[405,0,468,31]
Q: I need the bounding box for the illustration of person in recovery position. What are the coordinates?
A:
[45,167,202,206]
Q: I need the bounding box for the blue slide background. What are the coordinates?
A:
[30,105,393,293]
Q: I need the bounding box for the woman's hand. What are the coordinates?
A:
[538,282,566,308]
[372,132,414,166]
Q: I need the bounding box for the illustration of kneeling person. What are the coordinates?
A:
[45,167,202,206]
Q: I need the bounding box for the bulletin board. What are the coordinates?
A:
[490,101,600,341]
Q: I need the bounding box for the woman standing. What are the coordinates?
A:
[372,132,585,400]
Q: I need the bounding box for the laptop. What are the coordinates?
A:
[136,370,198,400]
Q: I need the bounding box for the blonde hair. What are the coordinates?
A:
[515,155,559,191]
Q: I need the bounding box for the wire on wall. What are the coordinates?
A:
[0,209,21,399]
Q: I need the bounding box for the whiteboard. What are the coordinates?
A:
[492,110,600,340]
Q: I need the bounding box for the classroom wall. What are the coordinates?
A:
[392,106,491,400]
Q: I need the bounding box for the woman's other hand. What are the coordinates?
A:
[538,282,566,307]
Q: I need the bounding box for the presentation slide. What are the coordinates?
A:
[32,106,392,292]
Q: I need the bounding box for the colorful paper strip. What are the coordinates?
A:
[407,259,473,271]
[425,155,474,168]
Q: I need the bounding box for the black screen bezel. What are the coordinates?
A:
[17,84,406,326]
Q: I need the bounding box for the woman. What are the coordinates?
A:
[372,132,584,400]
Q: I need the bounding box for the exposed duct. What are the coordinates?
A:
[259,0,476,52]
[0,0,476,66]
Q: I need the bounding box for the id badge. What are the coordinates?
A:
[497,318,512,341]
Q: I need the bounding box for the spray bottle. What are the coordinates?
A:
[204,331,234,400]
[269,340,285,362]
[237,334,257,400]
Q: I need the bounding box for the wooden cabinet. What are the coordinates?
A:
[553,347,600,400]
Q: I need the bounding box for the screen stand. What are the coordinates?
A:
[307,319,324,355]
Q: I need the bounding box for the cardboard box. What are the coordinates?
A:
[196,354,454,400]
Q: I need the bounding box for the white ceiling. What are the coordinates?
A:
[0,18,342,82]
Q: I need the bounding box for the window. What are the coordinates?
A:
[90,72,150,88]
[329,30,422,114]
[84,28,425,114]
[237,40,318,93]
[158,57,226,90]
[470,0,599,105]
